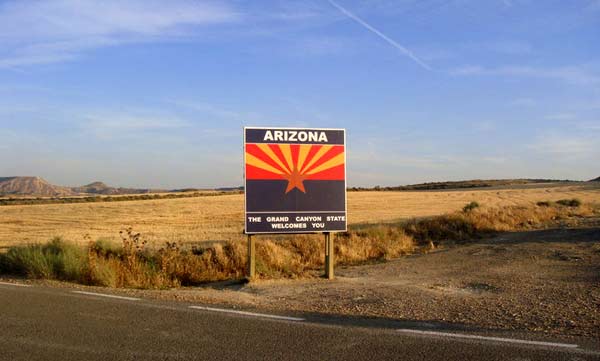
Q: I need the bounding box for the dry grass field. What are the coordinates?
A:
[1,183,599,249]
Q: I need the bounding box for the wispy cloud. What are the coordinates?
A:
[0,53,77,69]
[86,116,188,131]
[326,0,431,71]
[529,133,597,158]
[0,0,239,38]
[80,112,189,140]
[167,99,264,122]
[451,65,600,85]
[0,0,240,68]
[349,152,460,171]
[575,121,600,131]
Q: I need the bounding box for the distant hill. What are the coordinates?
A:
[0,177,75,197]
[590,177,600,182]
[71,181,153,195]
[2,176,588,197]
[0,177,154,197]
[349,178,579,192]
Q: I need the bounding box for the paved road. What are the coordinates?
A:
[0,282,598,361]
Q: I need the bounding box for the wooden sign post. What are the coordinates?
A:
[247,234,255,279]
[325,232,334,279]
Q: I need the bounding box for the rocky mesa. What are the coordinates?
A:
[0,177,152,197]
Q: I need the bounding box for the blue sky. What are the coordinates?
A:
[0,0,599,188]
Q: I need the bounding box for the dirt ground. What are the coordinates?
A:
[130,223,600,339]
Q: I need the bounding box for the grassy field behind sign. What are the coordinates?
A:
[1,183,599,249]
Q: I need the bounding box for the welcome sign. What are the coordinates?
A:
[244,127,347,234]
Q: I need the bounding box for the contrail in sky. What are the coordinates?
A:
[327,0,432,71]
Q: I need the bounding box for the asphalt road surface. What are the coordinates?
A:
[1,282,598,361]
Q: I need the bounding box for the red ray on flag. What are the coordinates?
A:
[245,143,345,193]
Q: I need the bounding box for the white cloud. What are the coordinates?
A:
[167,99,267,125]
[0,0,240,68]
[80,112,190,140]
[86,116,188,131]
[167,100,244,120]
[0,0,239,38]
[0,53,77,69]
[575,121,600,131]
[451,65,600,85]
[528,133,597,158]
[349,152,459,170]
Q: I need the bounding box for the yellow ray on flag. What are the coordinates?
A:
[305,152,345,175]
[256,144,291,174]
[246,153,286,175]
[297,144,311,172]
[301,145,333,173]
[279,144,295,171]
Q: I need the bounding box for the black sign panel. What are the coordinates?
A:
[244,127,347,234]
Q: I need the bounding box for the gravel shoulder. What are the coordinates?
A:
[142,225,600,339]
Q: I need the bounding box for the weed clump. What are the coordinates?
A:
[462,201,480,213]
[556,198,582,207]
[404,215,481,245]
[0,237,86,281]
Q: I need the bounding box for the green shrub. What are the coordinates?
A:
[404,214,482,245]
[0,237,86,280]
[556,198,582,207]
[2,244,54,278]
[462,201,480,213]
[91,238,122,258]
[50,239,87,280]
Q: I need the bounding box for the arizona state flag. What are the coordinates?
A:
[244,127,347,234]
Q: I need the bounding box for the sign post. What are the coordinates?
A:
[247,234,255,279]
[244,127,347,279]
[325,232,334,279]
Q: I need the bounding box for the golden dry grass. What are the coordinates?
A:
[1,183,599,248]
[3,200,596,288]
